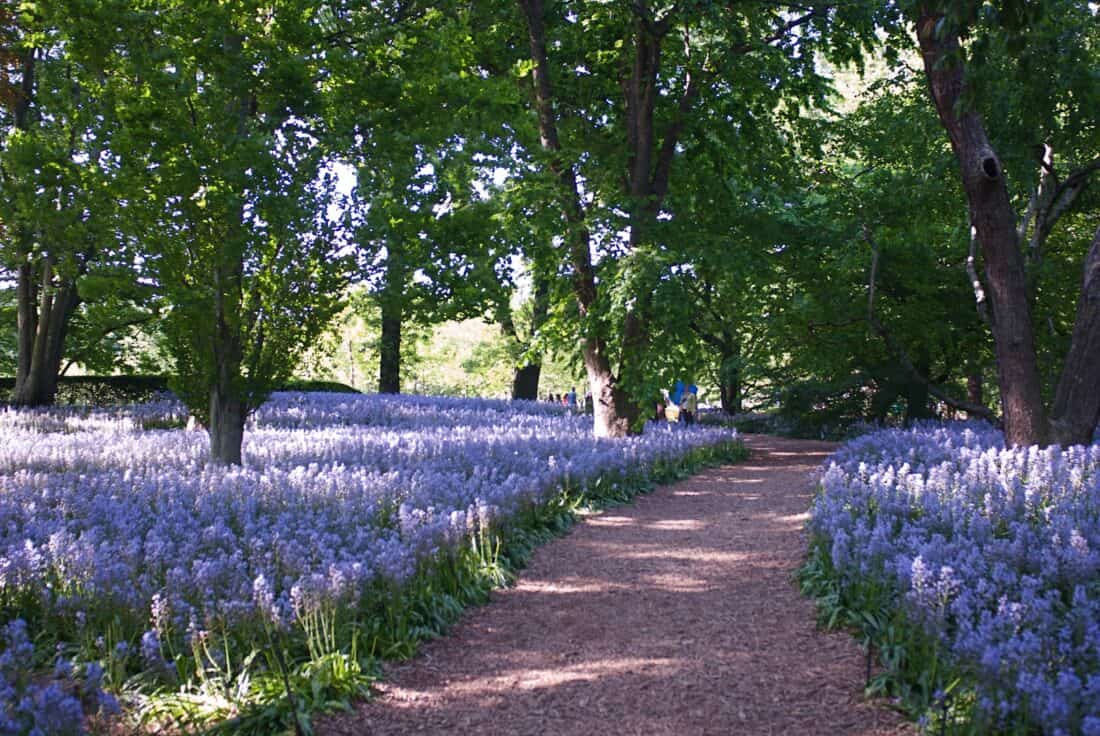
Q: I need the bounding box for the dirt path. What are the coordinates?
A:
[318,435,913,736]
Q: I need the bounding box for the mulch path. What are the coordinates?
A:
[317,434,915,736]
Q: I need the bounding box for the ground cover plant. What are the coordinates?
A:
[0,391,741,733]
[802,423,1100,735]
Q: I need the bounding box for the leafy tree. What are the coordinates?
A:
[105,0,350,463]
[0,2,131,406]
[511,0,886,436]
[904,0,1100,445]
[322,2,518,396]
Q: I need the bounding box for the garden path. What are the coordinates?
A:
[317,434,913,736]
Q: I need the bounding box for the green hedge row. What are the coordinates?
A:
[0,375,360,405]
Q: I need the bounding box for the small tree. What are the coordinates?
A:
[113,0,349,463]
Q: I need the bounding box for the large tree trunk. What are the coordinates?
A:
[903,381,932,425]
[202,31,255,466]
[518,0,636,437]
[584,342,635,437]
[511,364,541,401]
[1050,225,1100,445]
[377,241,405,395]
[916,11,1048,446]
[11,258,80,406]
[614,6,699,418]
[209,382,246,466]
[510,263,551,400]
[718,372,742,415]
[208,292,247,465]
[717,335,743,414]
[378,301,401,394]
[13,262,37,397]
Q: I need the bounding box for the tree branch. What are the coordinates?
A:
[729,9,823,55]
[966,224,990,324]
[864,226,1000,423]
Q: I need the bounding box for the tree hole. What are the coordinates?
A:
[981,156,1000,180]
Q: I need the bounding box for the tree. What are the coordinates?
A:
[512,0,882,436]
[323,2,518,396]
[908,0,1100,445]
[108,0,349,463]
[0,3,126,406]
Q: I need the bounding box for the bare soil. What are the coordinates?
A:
[317,434,914,736]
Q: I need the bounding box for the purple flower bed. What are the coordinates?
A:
[0,391,737,729]
[810,422,1100,734]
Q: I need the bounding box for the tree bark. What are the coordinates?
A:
[510,262,551,400]
[208,247,247,464]
[11,258,81,406]
[377,240,406,395]
[209,382,246,466]
[518,0,636,437]
[916,11,1047,446]
[13,261,37,396]
[1050,225,1100,445]
[717,336,743,414]
[378,301,401,394]
[511,364,541,401]
[718,376,742,415]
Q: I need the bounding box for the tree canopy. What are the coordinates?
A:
[2,0,1098,457]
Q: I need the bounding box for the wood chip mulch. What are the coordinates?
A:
[317,434,916,736]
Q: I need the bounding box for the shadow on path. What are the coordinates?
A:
[317,435,913,736]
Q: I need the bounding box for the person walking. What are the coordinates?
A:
[681,385,698,426]
[566,387,578,412]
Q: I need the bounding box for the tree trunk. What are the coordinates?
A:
[518,0,637,437]
[870,381,900,423]
[208,178,247,465]
[378,300,401,394]
[511,363,541,401]
[903,355,934,424]
[719,377,742,415]
[916,11,1048,446]
[11,258,80,407]
[13,261,37,399]
[1050,225,1100,445]
[903,380,932,425]
[614,6,698,415]
[585,343,636,437]
[967,371,984,407]
[208,296,246,465]
[209,383,246,466]
[717,336,743,414]
[510,262,550,400]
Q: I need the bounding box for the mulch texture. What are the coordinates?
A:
[317,434,914,736]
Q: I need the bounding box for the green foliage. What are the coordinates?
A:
[0,374,169,405]
[92,0,354,424]
[0,375,358,407]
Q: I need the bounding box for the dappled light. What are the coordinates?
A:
[4,0,1096,731]
[321,436,911,736]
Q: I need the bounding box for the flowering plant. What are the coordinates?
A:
[0,392,738,731]
[807,422,1100,734]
